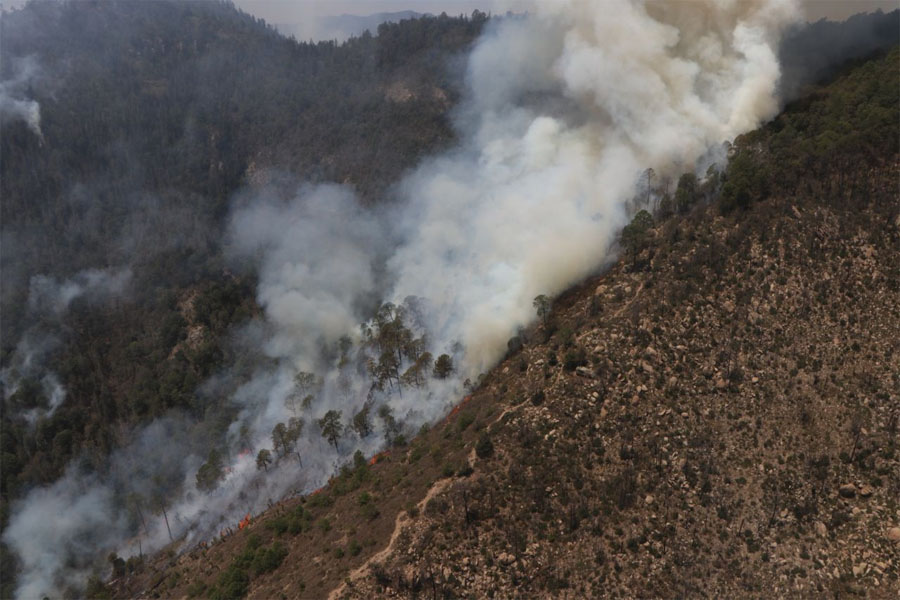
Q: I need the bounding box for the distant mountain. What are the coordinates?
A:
[275,10,424,42]
[780,9,899,99]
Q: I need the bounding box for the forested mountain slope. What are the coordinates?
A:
[0,1,483,482]
[2,2,899,598]
[0,3,485,596]
[113,46,899,600]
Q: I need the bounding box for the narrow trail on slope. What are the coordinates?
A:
[328,476,455,600]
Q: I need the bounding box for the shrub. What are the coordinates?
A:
[457,411,475,432]
[84,576,112,600]
[308,492,334,508]
[360,501,380,521]
[265,515,289,535]
[251,542,287,576]
[563,348,587,371]
[210,566,249,600]
[475,434,494,459]
[186,580,207,598]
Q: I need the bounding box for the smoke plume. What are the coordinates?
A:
[27,268,132,316]
[1,267,132,422]
[0,55,42,137]
[4,1,803,597]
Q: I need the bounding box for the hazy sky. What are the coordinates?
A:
[229,0,899,25]
[230,0,497,24]
[1,1,895,26]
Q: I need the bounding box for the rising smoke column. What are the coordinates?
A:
[3,1,801,597]
[388,0,799,371]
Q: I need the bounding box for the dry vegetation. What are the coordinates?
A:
[114,164,899,600]
[112,51,900,600]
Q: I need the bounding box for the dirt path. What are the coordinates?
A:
[610,279,645,319]
[328,372,530,600]
[328,476,454,600]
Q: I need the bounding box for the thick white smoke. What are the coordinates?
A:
[389,0,798,371]
[5,1,801,597]
[227,184,386,366]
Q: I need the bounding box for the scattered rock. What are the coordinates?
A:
[839,484,856,498]
[858,485,873,498]
[498,552,516,566]
[887,527,900,543]
[814,521,827,537]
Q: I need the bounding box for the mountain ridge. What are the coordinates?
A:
[110,47,899,600]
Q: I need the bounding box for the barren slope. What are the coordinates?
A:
[112,48,900,600]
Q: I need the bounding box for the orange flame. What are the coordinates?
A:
[238,513,251,530]
[368,450,390,466]
[445,395,473,423]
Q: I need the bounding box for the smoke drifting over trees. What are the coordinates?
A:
[1,1,897,598]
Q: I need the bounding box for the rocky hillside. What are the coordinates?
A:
[110,49,900,600]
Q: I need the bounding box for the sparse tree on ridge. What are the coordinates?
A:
[151,484,174,543]
[286,417,304,464]
[286,371,320,414]
[433,353,453,379]
[378,404,401,445]
[272,422,289,458]
[272,418,305,463]
[533,295,551,325]
[675,172,699,214]
[352,403,373,438]
[195,448,224,493]
[621,209,653,266]
[318,410,343,450]
[401,351,433,387]
[256,448,272,472]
